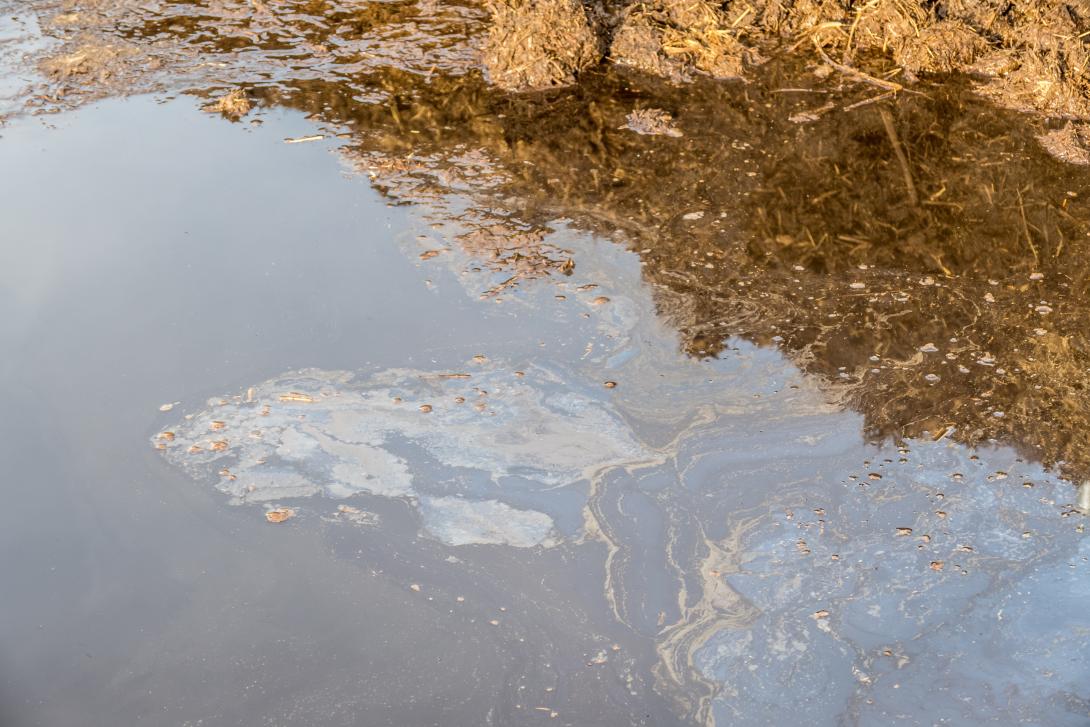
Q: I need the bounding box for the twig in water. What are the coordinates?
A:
[843,90,896,112]
[284,135,325,144]
[1016,187,1040,264]
[878,106,918,207]
[480,272,524,299]
[812,39,903,93]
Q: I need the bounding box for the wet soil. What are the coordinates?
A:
[2,2,1090,726]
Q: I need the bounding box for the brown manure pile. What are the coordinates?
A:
[484,0,1090,121]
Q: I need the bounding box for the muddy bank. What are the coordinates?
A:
[20,0,1090,127]
[482,0,1090,121]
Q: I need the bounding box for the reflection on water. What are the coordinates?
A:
[152,341,1090,725]
[29,0,1090,478]
[267,66,1090,480]
[7,1,1090,725]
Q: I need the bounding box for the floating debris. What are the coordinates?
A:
[202,88,251,119]
[279,392,315,403]
[153,366,645,546]
[265,507,294,523]
[623,108,682,137]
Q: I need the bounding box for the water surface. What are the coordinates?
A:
[2,94,1088,727]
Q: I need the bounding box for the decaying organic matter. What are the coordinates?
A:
[202,87,252,119]
[480,0,1090,122]
[482,0,604,90]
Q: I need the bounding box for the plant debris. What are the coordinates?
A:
[625,107,683,137]
[265,507,294,523]
[202,88,251,120]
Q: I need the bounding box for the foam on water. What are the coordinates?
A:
[154,364,649,547]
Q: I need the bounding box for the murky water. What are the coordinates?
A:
[3,2,1090,726]
[23,0,1088,477]
[0,98,682,726]
[2,96,1087,726]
